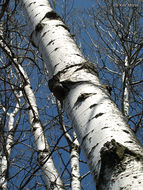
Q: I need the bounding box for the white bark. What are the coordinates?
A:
[56,101,81,189]
[22,0,143,189]
[122,56,130,118]
[22,0,85,78]
[15,64,64,190]
[0,34,64,189]
[0,96,21,189]
[71,132,80,190]
[0,23,22,189]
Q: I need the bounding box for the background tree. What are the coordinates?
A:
[0,0,143,189]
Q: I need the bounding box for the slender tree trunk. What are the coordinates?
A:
[71,132,80,190]
[0,34,64,189]
[23,70,64,190]
[56,101,81,189]
[0,97,21,189]
[0,22,21,189]
[122,56,130,118]
[14,64,64,190]
[22,0,143,189]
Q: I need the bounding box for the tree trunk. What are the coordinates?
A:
[71,132,80,190]
[0,33,64,189]
[0,98,21,189]
[122,56,130,119]
[56,101,81,189]
[21,66,64,190]
[22,0,143,189]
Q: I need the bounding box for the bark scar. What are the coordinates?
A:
[96,139,126,189]
[48,73,89,102]
[97,139,143,189]
[35,23,44,33]
[44,11,61,20]
[48,75,69,102]
[100,139,126,165]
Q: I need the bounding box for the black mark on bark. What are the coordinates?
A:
[89,103,97,109]
[35,23,43,33]
[54,47,59,51]
[94,113,104,118]
[56,24,70,32]
[87,146,96,159]
[48,75,69,102]
[28,2,36,7]
[44,11,61,20]
[75,93,95,107]
[123,129,130,134]
[48,39,55,46]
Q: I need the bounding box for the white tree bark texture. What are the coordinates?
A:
[16,64,64,190]
[71,133,80,190]
[0,100,21,189]
[22,0,143,189]
[122,56,130,118]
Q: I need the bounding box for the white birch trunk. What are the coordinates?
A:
[0,34,64,189]
[0,23,22,189]
[71,132,80,190]
[122,56,130,118]
[15,64,64,190]
[56,101,81,189]
[0,98,21,189]
[22,0,143,189]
